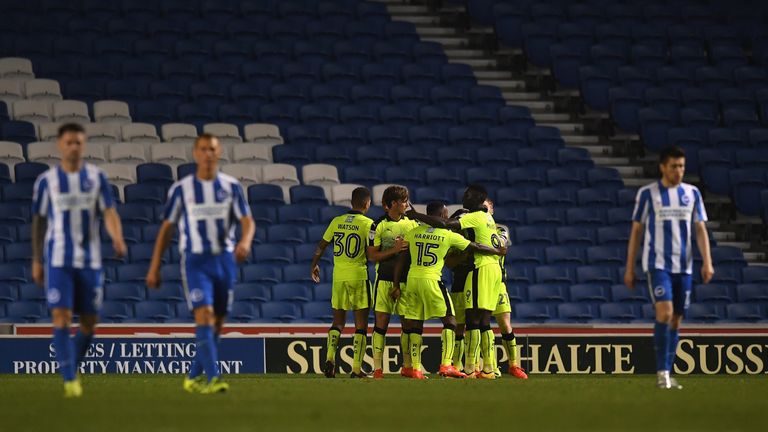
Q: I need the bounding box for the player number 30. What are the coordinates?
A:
[332,232,362,258]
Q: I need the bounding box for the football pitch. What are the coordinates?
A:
[0,374,764,432]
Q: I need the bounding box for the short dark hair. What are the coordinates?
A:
[351,187,371,208]
[57,123,85,137]
[462,183,488,208]
[426,201,446,217]
[194,133,219,147]
[659,146,685,164]
[381,185,408,209]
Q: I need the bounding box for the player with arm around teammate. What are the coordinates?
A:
[310,187,375,378]
[146,133,255,394]
[624,146,714,389]
[393,202,506,379]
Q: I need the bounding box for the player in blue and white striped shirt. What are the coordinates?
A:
[146,133,254,394]
[31,123,127,398]
[624,146,714,390]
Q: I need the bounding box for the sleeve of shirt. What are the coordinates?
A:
[31,175,49,217]
[372,221,383,247]
[232,182,250,219]
[631,188,650,223]
[97,171,115,212]
[449,231,471,251]
[368,222,376,247]
[458,212,480,230]
[163,184,183,223]
[692,187,708,223]
[322,221,335,243]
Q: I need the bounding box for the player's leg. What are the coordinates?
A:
[408,319,425,379]
[348,279,372,378]
[198,260,236,394]
[475,266,501,378]
[325,278,352,378]
[648,270,675,388]
[397,282,414,375]
[495,312,528,379]
[325,308,346,378]
[450,291,466,372]
[351,305,370,378]
[372,278,393,378]
[434,284,465,377]
[72,269,103,367]
[666,274,692,389]
[463,270,482,374]
[47,266,80,396]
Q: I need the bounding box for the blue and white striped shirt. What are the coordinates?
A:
[632,181,708,274]
[32,164,115,269]
[163,172,250,255]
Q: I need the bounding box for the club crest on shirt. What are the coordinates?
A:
[345,215,355,223]
[680,193,691,206]
[81,178,93,192]
[216,188,230,201]
[654,285,665,297]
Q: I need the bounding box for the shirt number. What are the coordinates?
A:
[415,242,439,266]
[332,232,362,258]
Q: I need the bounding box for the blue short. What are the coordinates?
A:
[46,266,104,315]
[182,252,236,316]
[647,269,693,316]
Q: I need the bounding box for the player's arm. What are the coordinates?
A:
[310,239,330,283]
[405,210,462,230]
[624,221,644,290]
[624,188,650,290]
[391,251,409,300]
[103,207,127,258]
[695,221,714,284]
[235,216,255,263]
[233,182,254,263]
[146,221,175,289]
[467,241,506,256]
[146,185,182,288]
[31,215,47,286]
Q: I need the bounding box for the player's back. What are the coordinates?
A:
[405,224,470,280]
[323,211,374,281]
[459,210,500,269]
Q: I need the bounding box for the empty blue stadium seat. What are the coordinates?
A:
[261,302,300,322]
[599,303,637,322]
[233,283,271,303]
[557,303,595,322]
[272,283,312,302]
[726,303,763,322]
[105,282,145,302]
[134,301,173,321]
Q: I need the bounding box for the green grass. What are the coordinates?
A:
[0,374,764,432]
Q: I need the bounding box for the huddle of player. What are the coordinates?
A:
[311,184,528,380]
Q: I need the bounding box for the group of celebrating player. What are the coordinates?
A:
[311,183,529,380]
[33,122,713,396]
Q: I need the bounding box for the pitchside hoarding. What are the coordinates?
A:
[2,325,767,375]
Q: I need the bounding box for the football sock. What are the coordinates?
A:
[195,325,219,382]
[326,327,341,364]
[400,330,412,369]
[53,327,76,382]
[453,336,465,371]
[372,327,386,371]
[465,327,481,372]
[410,329,423,371]
[73,330,93,366]
[441,327,456,367]
[353,329,367,374]
[667,328,679,372]
[189,332,219,379]
[653,321,670,372]
[480,326,495,373]
[502,332,519,367]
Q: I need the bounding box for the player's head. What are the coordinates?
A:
[659,145,685,186]
[351,187,372,213]
[193,133,222,171]
[426,201,448,218]
[57,123,86,164]
[484,198,494,215]
[382,185,409,216]
[462,184,488,210]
